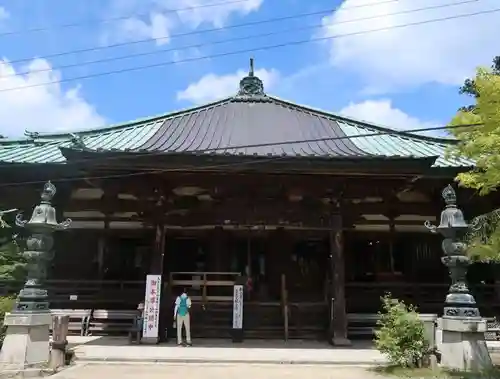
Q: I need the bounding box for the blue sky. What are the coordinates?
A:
[0,0,498,137]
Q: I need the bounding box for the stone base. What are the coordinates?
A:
[0,312,52,371]
[231,328,244,343]
[332,337,352,346]
[0,367,54,378]
[437,317,492,371]
[140,336,159,345]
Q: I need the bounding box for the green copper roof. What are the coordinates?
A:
[0,116,166,164]
[0,68,472,168]
[336,119,472,168]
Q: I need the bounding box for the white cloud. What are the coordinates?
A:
[339,99,439,134]
[171,0,264,28]
[0,6,9,21]
[172,46,203,63]
[107,0,263,45]
[321,0,500,92]
[177,67,280,104]
[117,12,173,46]
[0,59,105,138]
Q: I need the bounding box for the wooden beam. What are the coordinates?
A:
[70,172,415,198]
[63,196,439,217]
[329,215,350,346]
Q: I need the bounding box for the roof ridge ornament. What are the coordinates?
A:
[249,57,255,77]
[69,133,86,149]
[24,130,40,140]
[236,57,266,99]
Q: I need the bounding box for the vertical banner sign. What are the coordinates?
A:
[232,284,244,329]
[142,274,162,339]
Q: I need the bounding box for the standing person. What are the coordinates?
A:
[174,288,192,346]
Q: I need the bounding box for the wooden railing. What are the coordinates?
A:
[0,280,145,309]
[169,271,240,305]
[346,282,500,315]
[1,280,498,319]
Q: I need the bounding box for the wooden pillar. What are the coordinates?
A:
[151,223,167,343]
[246,232,252,277]
[268,228,288,300]
[211,227,225,273]
[97,236,106,280]
[150,223,166,275]
[329,214,350,346]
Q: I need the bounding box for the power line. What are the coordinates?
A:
[0,0,255,37]
[4,0,478,78]
[4,0,403,66]
[0,7,498,94]
[0,122,482,188]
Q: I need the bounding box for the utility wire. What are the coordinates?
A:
[0,0,255,37]
[4,0,403,66]
[0,7,498,94]
[2,121,484,168]
[3,0,478,78]
[0,122,482,188]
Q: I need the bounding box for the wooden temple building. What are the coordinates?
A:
[0,61,498,342]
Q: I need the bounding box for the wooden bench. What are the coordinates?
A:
[88,309,139,336]
[348,313,379,337]
[50,309,91,336]
[128,316,143,344]
[348,313,500,340]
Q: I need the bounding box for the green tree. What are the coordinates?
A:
[0,212,26,281]
[459,56,500,112]
[450,67,500,195]
[449,66,500,261]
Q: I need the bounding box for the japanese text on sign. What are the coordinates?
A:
[142,274,162,339]
[232,284,244,329]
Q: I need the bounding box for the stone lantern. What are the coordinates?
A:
[425,184,492,371]
[0,181,71,373]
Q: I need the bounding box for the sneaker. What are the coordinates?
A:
[186,342,192,347]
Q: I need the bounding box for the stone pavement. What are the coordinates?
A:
[67,336,500,365]
[68,336,387,365]
[50,363,386,379]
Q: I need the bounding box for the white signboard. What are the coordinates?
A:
[142,274,162,339]
[232,284,244,329]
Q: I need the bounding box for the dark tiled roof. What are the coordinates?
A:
[0,62,473,168]
[137,96,369,157]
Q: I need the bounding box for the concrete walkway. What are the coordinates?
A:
[68,336,387,365]
[50,363,387,379]
[67,336,500,366]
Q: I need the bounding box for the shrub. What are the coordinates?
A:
[0,296,15,346]
[374,294,429,368]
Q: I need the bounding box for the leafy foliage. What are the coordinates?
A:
[449,68,500,195]
[374,294,429,368]
[0,212,24,347]
[0,213,26,281]
[465,210,500,262]
[459,56,500,112]
[0,240,26,281]
[0,296,15,345]
[448,64,500,262]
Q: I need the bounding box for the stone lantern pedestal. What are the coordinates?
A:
[425,185,492,371]
[1,313,54,373]
[0,182,71,375]
[437,317,490,371]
